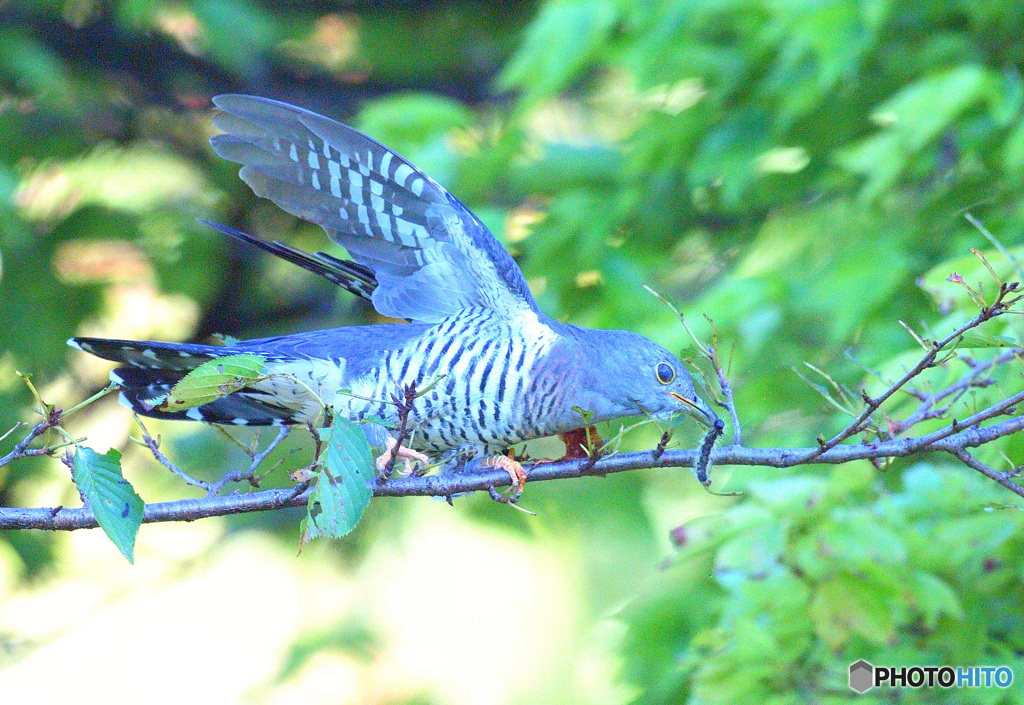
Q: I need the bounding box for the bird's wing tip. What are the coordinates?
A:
[211,93,247,109]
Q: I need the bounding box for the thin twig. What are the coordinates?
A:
[0,421,25,446]
[895,349,1015,433]
[709,346,742,446]
[381,381,417,479]
[896,388,1024,453]
[799,282,1021,463]
[0,407,62,469]
[205,425,291,497]
[949,449,1024,497]
[965,212,1024,281]
[60,384,118,420]
[135,417,212,492]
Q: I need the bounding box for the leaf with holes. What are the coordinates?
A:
[72,447,144,563]
[159,354,266,412]
[300,419,375,548]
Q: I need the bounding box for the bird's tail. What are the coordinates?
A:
[198,220,377,300]
[69,337,299,426]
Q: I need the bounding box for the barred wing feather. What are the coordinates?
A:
[210,94,538,324]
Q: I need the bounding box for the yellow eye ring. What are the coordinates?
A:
[656,362,675,385]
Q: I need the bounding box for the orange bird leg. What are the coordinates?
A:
[483,453,527,500]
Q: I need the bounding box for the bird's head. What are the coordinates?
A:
[574,329,720,429]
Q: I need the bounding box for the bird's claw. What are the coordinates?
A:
[483,454,527,502]
[375,436,429,477]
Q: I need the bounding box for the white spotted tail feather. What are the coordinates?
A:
[209,94,538,325]
[67,337,300,426]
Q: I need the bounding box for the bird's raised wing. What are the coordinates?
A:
[210,94,538,323]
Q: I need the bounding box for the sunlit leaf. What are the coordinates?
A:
[72,447,144,564]
[160,354,266,412]
[837,65,996,199]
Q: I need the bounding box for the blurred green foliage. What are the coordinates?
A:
[1,0,1024,703]
[622,465,1024,703]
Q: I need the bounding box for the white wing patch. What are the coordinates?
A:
[379,151,393,178]
[394,163,414,188]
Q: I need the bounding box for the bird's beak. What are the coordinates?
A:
[669,392,721,429]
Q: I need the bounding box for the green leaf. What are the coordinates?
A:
[953,333,1019,349]
[191,0,279,76]
[72,447,144,564]
[714,521,786,585]
[794,514,908,582]
[300,420,375,547]
[496,0,618,106]
[159,354,266,412]
[810,575,900,649]
[745,475,828,514]
[571,406,594,426]
[909,573,964,628]
[873,65,992,154]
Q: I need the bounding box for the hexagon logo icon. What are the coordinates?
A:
[849,660,874,694]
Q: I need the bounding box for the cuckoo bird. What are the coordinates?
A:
[69,95,720,490]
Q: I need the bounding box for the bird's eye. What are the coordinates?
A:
[656,362,675,385]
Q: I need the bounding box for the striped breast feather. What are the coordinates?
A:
[209,94,538,324]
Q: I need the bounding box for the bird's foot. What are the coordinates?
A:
[557,426,604,461]
[375,435,429,478]
[483,453,527,502]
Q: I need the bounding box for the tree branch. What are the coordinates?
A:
[4,413,1022,532]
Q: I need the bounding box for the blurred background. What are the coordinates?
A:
[2,0,1024,702]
